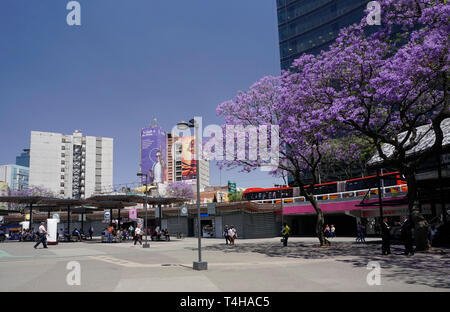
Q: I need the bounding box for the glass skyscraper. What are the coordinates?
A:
[277,0,369,70]
[16,149,30,167]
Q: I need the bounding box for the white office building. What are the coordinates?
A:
[29,130,113,198]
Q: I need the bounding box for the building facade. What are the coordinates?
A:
[277,0,368,70]
[0,164,29,191]
[29,130,113,198]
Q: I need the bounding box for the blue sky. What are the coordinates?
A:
[0,0,285,189]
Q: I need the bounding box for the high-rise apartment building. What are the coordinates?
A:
[29,130,113,198]
[277,0,368,70]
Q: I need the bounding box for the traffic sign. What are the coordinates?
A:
[228,181,236,194]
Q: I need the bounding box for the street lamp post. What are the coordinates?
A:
[177,118,207,271]
[137,172,150,248]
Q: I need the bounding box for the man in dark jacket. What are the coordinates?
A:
[399,216,414,255]
[381,217,391,255]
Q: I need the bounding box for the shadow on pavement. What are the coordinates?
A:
[201,240,450,289]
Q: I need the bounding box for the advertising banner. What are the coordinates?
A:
[104,211,110,223]
[141,127,167,185]
[129,208,137,220]
[181,136,197,181]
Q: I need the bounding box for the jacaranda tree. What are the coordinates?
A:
[217,76,367,246]
[167,182,194,200]
[292,0,449,250]
[217,0,448,249]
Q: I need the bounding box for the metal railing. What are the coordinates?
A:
[251,184,408,205]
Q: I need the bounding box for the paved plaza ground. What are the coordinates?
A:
[0,236,449,292]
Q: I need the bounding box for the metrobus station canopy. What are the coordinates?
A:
[364,118,450,212]
[86,194,187,206]
[0,195,189,230]
[86,194,188,222]
[368,118,450,168]
[0,196,49,225]
[0,209,21,216]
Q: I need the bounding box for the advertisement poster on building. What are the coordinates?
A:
[181,136,197,181]
[141,126,167,185]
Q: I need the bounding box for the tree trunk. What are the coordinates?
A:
[295,173,330,246]
[307,194,330,247]
[404,168,430,251]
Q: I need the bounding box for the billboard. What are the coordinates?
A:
[141,127,167,185]
[181,136,197,181]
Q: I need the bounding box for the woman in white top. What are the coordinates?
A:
[228,226,237,245]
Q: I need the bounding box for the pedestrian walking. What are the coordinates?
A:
[399,216,414,256]
[228,225,237,245]
[0,228,5,242]
[164,228,170,241]
[430,226,438,246]
[330,224,336,238]
[34,222,48,249]
[324,224,331,237]
[223,225,230,244]
[381,217,391,255]
[356,222,366,243]
[88,226,94,240]
[107,225,113,243]
[134,224,142,245]
[281,223,291,247]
